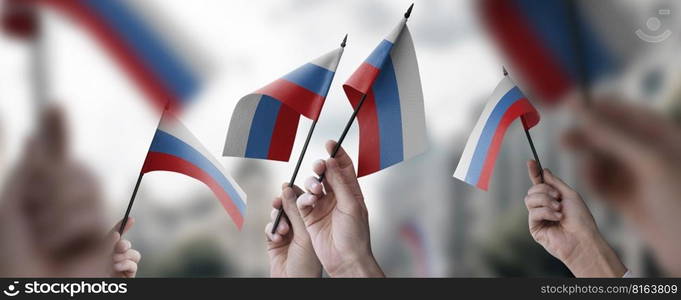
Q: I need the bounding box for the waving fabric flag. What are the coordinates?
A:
[343,17,426,177]
[454,77,539,190]
[478,0,637,104]
[223,47,343,161]
[143,113,247,228]
[40,0,205,112]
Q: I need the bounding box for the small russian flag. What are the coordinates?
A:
[143,112,247,229]
[223,47,344,162]
[343,16,427,177]
[454,77,539,191]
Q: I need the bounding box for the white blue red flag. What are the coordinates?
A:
[41,0,205,112]
[478,0,636,104]
[343,17,426,177]
[223,47,344,161]
[143,113,247,228]
[453,77,539,190]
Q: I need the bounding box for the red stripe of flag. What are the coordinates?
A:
[480,0,571,103]
[257,79,325,120]
[345,63,382,96]
[267,104,300,161]
[343,62,384,177]
[351,88,381,177]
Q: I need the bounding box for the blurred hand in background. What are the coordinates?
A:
[265,183,321,277]
[0,106,140,277]
[525,161,626,277]
[564,99,681,276]
[296,140,383,277]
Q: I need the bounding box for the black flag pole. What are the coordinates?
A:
[119,172,144,234]
[271,34,348,234]
[522,116,544,183]
[318,92,368,182]
[118,105,168,234]
[503,67,544,183]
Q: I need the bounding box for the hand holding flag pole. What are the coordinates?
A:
[272,3,417,233]
[271,34,348,234]
[319,91,367,183]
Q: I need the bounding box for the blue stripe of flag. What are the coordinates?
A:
[513,0,614,82]
[364,40,394,69]
[244,95,281,159]
[465,87,524,184]
[373,56,404,169]
[282,63,336,98]
[149,130,247,213]
[84,0,199,102]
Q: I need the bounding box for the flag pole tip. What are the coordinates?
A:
[405,3,414,19]
[341,34,348,48]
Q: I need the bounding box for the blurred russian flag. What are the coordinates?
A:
[478,0,641,104]
[40,0,208,112]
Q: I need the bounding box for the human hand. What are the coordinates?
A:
[525,160,625,277]
[265,183,321,277]
[0,106,106,276]
[109,219,141,278]
[296,141,383,277]
[564,99,681,275]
